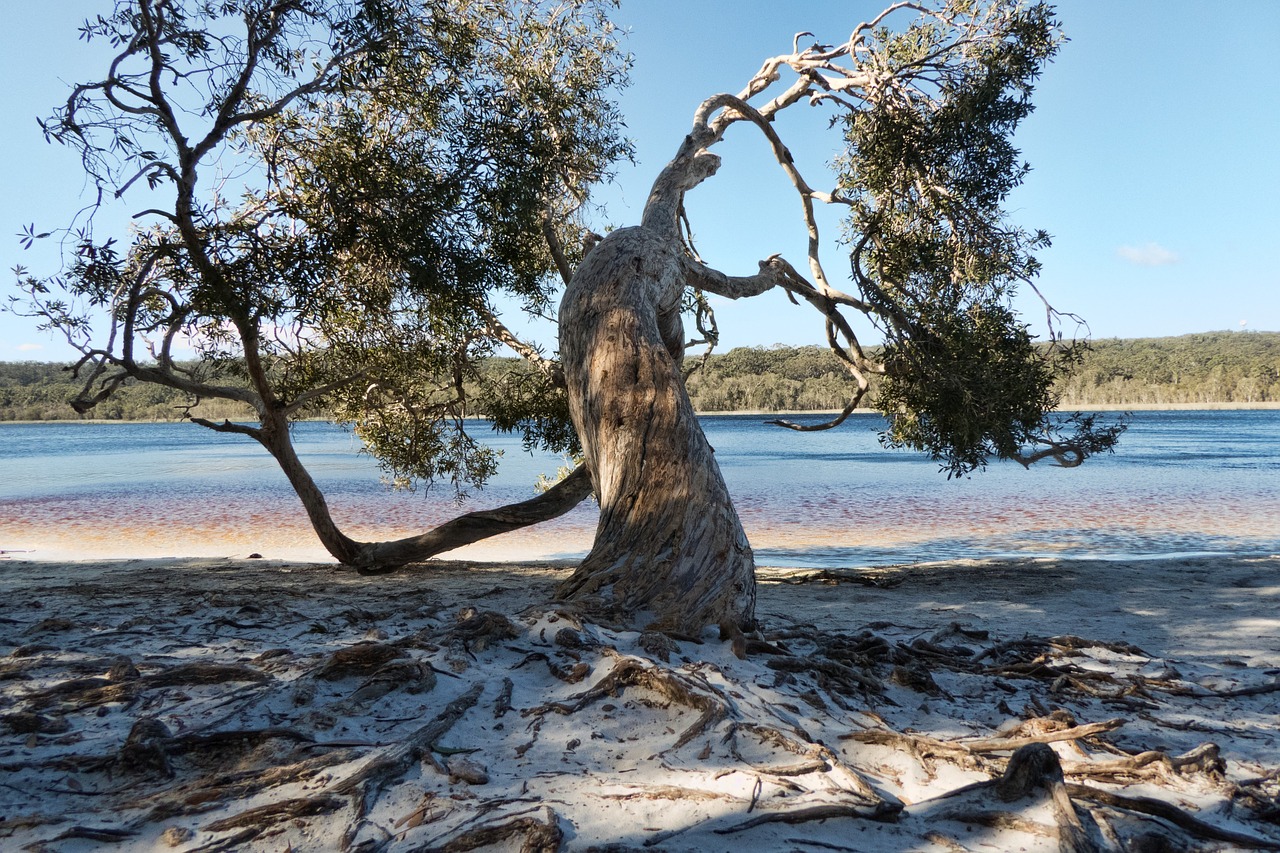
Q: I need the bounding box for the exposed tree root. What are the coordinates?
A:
[4,565,1279,852]
[1061,741,1223,785]
[135,748,363,821]
[1233,771,1280,825]
[420,806,562,853]
[447,608,518,652]
[1067,783,1280,850]
[21,661,270,712]
[202,796,346,832]
[714,800,904,834]
[328,682,484,798]
[526,657,728,752]
[963,718,1127,754]
[49,824,138,843]
[981,741,1280,852]
[767,654,882,693]
[314,642,406,680]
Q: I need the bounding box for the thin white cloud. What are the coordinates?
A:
[1116,242,1180,266]
[16,343,44,352]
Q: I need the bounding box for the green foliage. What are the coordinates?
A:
[825,0,1118,475]
[9,0,629,492]
[1054,332,1280,406]
[875,302,1065,473]
[682,333,1280,415]
[5,333,1278,422]
[472,360,580,457]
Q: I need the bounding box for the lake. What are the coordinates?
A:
[2,411,1278,566]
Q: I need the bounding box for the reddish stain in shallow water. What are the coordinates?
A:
[4,486,1277,563]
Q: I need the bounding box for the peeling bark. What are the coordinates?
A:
[556,226,758,632]
[552,100,799,631]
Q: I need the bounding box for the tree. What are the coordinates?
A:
[9,0,628,567]
[11,0,1122,635]
[553,0,1122,632]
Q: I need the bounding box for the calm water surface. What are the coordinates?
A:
[1,411,1277,566]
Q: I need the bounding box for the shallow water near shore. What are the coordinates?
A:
[2,410,1278,565]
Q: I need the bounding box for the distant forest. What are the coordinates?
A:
[2,331,1277,422]
[686,331,1280,411]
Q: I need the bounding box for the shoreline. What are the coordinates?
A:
[2,553,1278,851]
[699,401,1280,415]
[5,546,1280,566]
[2,401,1278,425]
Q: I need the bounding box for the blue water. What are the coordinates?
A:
[2,410,1278,565]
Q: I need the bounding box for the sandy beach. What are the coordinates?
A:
[2,553,1278,851]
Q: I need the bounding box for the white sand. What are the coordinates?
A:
[1,554,1278,851]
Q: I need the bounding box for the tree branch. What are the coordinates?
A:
[353,465,594,572]
[541,214,575,286]
[282,373,366,417]
[765,392,866,433]
[679,254,789,300]
[188,416,262,439]
[477,306,565,388]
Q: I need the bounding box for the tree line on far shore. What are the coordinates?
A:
[2,330,1277,422]
[687,330,1280,411]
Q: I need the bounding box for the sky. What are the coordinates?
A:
[1,1,1277,362]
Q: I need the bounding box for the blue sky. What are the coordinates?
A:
[2,1,1277,361]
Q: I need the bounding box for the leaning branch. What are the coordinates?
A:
[1011,442,1085,469]
[352,465,594,573]
[131,364,262,410]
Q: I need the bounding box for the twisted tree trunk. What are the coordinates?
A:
[556,228,755,632]
[556,143,788,632]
